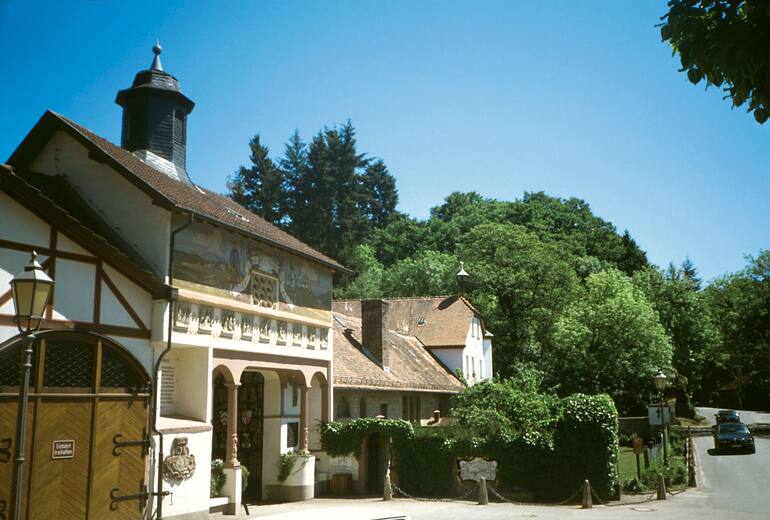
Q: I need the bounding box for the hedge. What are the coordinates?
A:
[321,394,618,502]
[553,393,619,499]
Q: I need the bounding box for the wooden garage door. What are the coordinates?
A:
[0,332,151,520]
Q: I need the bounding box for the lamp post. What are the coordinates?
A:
[456,262,469,296]
[654,369,668,466]
[9,251,54,520]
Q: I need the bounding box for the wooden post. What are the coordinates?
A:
[656,474,667,500]
[225,382,240,467]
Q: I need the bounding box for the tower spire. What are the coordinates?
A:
[151,41,163,71]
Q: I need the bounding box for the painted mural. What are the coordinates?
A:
[173,222,332,321]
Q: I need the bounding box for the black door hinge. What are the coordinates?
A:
[113,429,150,456]
[109,480,148,511]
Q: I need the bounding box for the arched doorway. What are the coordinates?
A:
[0,331,151,520]
[211,371,264,501]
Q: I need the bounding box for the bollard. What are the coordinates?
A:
[383,473,392,501]
[478,477,488,505]
[656,474,667,500]
[582,480,592,509]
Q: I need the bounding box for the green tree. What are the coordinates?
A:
[380,250,459,297]
[661,0,770,124]
[704,250,770,408]
[366,213,428,266]
[457,223,580,374]
[358,159,398,228]
[230,123,398,268]
[227,135,286,225]
[551,269,673,414]
[633,264,719,414]
[451,366,560,437]
[333,244,384,299]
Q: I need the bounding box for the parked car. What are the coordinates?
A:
[714,422,755,453]
[715,410,741,424]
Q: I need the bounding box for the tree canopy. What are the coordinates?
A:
[228,122,399,267]
[661,0,770,123]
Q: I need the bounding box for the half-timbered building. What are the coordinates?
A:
[0,45,345,519]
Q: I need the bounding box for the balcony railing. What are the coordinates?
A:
[173,300,329,351]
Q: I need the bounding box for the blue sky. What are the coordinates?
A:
[1,1,768,281]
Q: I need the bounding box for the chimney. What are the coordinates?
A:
[361,299,390,369]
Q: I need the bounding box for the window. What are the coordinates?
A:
[173,110,186,147]
[479,359,484,379]
[465,355,470,376]
[402,396,421,422]
[380,403,388,418]
[337,397,351,418]
[287,422,299,448]
[359,397,367,418]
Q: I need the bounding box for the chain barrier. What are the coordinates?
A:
[394,480,665,508]
[391,482,478,503]
[485,483,583,507]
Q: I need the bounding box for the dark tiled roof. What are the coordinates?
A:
[0,164,169,298]
[8,111,349,274]
[333,312,463,394]
[333,296,487,348]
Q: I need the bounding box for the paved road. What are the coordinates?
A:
[697,406,770,426]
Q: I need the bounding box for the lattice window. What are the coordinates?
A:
[292,324,303,346]
[251,272,278,308]
[101,346,146,392]
[160,360,175,415]
[44,340,94,389]
[258,317,271,343]
[320,329,329,350]
[0,342,38,389]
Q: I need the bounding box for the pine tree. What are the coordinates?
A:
[227,135,286,225]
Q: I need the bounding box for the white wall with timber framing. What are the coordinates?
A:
[29,130,171,276]
[0,189,155,362]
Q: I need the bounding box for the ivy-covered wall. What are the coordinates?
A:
[321,393,619,501]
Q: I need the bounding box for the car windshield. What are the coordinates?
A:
[718,423,749,434]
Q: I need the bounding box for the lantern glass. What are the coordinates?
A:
[654,370,667,392]
[10,252,54,333]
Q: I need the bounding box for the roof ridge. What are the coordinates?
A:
[12,111,349,274]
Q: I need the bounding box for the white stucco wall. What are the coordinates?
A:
[150,430,213,519]
[30,131,171,276]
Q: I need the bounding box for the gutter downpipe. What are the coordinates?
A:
[152,212,193,519]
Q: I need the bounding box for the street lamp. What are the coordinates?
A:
[456,262,469,296]
[654,369,668,466]
[9,251,54,520]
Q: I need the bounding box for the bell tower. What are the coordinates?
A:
[115,42,195,184]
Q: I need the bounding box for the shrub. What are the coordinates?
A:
[278,451,299,482]
[210,458,251,496]
[553,394,619,499]
[210,459,225,497]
